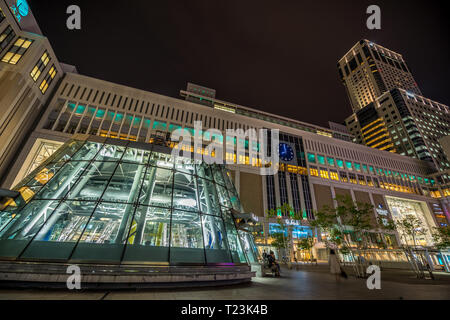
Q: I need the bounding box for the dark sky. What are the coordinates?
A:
[28,0,449,128]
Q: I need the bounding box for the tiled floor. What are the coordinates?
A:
[0,265,449,300]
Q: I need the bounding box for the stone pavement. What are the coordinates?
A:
[0,265,449,300]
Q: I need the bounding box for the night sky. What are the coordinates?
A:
[28,0,449,128]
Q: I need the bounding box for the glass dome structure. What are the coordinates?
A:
[0,138,258,266]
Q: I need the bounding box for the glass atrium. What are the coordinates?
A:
[0,138,258,265]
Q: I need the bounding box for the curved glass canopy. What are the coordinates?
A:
[0,138,258,265]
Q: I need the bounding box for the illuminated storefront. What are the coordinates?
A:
[385,196,435,247]
[0,137,258,265]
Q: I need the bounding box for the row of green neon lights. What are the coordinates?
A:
[67,103,259,150]
[307,152,435,186]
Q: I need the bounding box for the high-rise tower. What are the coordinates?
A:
[339,40,450,174]
[338,39,421,113]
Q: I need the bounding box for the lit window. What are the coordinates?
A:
[39,64,58,94]
[327,157,335,166]
[317,155,325,165]
[320,169,329,179]
[0,26,15,51]
[30,51,50,81]
[345,161,353,170]
[307,153,316,163]
[1,37,33,65]
[336,159,344,168]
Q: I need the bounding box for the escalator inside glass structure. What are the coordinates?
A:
[0,138,259,267]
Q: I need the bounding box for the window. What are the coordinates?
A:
[0,26,15,52]
[307,153,316,163]
[320,169,329,179]
[30,51,50,81]
[317,155,325,165]
[39,64,57,94]
[309,166,319,177]
[327,157,335,166]
[336,159,344,169]
[0,8,5,24]
[354,163,361,171]
[345,161,353,170]
[2,37,33,65]
[330,170,339,181]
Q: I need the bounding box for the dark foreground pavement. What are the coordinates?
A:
[0,264,449,300]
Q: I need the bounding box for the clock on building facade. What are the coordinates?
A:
[278,142,295,162]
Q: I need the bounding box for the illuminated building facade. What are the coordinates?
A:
[0,1,64,184]
[0,137,258,266]
[0,2,449,279]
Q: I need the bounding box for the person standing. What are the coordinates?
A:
[328,249,345,281]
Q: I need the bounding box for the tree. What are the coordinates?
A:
[432,226,450,250]
[297,236,315,264]
[394,214,427,248]
[311,194,391,278]
[393,214,430,279]
[266,203,302,264]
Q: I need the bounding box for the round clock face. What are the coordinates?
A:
[279,143,294,162]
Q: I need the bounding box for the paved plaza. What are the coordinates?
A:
[0,264,449,300]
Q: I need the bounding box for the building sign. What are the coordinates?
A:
[9,0,29,22]
[375,204,389,216]
[5,0,42,35]
[269,224,313,239]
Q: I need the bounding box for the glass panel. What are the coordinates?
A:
[145,166,173,208]
[0,200,60,258]
[65,161,117,201]
[211,165,225,186]
[0,210,15,233]
[150,152,174,169]
[170,210,205,263]
[121,147,151,164]
[70,202,132,262]
[196,163,213,181]
[238,230,258,263]
[95,144,126,162]
[34,161,91,200]
[222,168,235,190]
[197,178,221,216]
[228,188,242,212]
[102,162,145,203]
[307,153,316,163]
[20,201,96,260]
[13,160,68,207]
[122,206,170,263]
[216,184,232,208]
[202,214,231,263]
[174,157,196,175]
[317,155,325,165]
[223,211,247,263]
[46,140,83,165]
[70,142,103,161]
[173,172,198,212]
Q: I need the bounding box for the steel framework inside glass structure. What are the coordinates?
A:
[0,138,258,265]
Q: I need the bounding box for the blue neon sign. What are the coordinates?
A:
[10,0,29,22]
